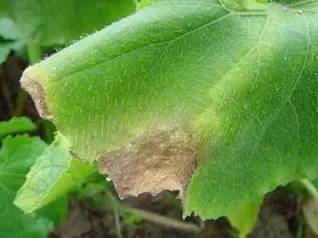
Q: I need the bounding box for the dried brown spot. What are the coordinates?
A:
[20,69,52,119]
[98,127,199,200]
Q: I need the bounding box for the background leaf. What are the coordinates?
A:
[0,135,66,238]
[0,17,24,64]
[0,117,36,139]
[15,132,95,213]
[10,0,136,46]
[0,0,10,18]
[0,18,20,40]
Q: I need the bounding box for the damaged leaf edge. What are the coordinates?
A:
[20,68,52,120]
[98,126,201,203]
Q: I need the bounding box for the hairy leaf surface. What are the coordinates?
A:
[21,0,318,234]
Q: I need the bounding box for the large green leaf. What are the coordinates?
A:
[15,132,95,213]
[0,135,64,238]
[20,0,318,235]
[10,0,136,46]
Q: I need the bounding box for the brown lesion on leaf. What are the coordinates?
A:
[20,69,52,119]
[98,126,199,200]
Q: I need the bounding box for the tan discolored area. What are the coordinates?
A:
[98,127,199,200]
[20,69,52,120]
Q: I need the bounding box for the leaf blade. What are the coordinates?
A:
[0,117,36,139]
[14,133,95,213]
[0,136,60,238]
[20,0,318,234]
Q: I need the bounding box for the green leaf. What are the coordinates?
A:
[0,39,24,64]
[0,117,36,139]
[0,0,10,18]
[137,0,155,9]
[11,0,136,46]
[37,197,68,226]
[0,17,24,64]
[0,17,21,40]
[0,38,24,64]
[0,135,63,238]
[0,41,13,63]
[15,132,95,213]
[293,0,318,11]
[20,0,318,235]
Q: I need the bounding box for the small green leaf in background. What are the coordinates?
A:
[0,38,24,63]
[15,132,95,213]
[0,135,66,238]
[11,0,136,46]
[0,117,36,139]
[0,16,24,64]
[0,18,20,40]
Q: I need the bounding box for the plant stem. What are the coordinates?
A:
[114,210,123,238]
[27,41,42,64]
[0,68,13,116]
[13,90,27,116]
[15,41,42,116]
[104,190,201,234]
[296,216,304,238]
[127,207,201,233]
[301,179,318,198]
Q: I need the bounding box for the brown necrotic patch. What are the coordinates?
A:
[98,127,199,200]
[20,69,52,119]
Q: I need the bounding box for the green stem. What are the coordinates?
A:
[104,191,201,233]
[16,41,42,116]
[114,210,123,238]
[301,179,318,198]
[27,41,42,64]
[296,216,304,238]
[127,207,201,233]
[13,90,27,116]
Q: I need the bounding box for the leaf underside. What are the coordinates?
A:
[21,0,318,234]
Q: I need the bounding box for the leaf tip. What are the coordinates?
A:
[20,68,53,120]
